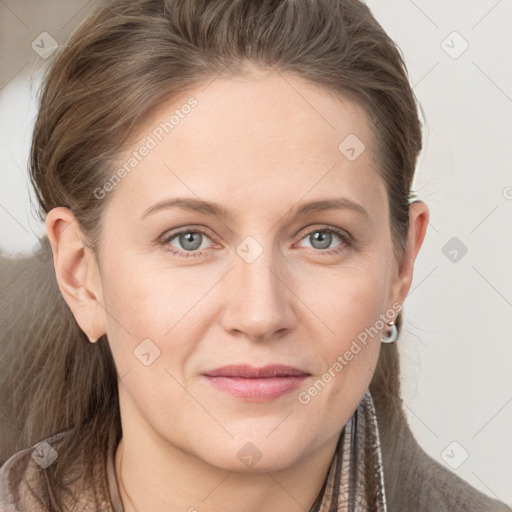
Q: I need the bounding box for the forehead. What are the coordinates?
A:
[158,71,374,163]
[106,70,386,220]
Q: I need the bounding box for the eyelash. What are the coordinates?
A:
[159,225,351,259]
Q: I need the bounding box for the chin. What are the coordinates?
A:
[207,450,302,474]
[193,433,313,474]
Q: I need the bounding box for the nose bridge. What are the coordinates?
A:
[222,235,294,340]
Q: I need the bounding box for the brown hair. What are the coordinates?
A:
[2,0,423,509]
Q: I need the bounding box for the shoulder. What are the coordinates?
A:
[0,431,68,512]
[403,442,512,512]
[380,413,511,512]
[426,459,511,511]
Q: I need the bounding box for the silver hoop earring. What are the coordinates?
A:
[381,321,398,343]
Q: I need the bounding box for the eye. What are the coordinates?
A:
[296,226,350,256]
[160,228,214,258]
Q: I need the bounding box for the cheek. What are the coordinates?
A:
[98,250,220,376]
[303,260,389,331]
[101,250,201,330]
[98,258,168,359]
[297,272,385,423]
[301,261,388,384]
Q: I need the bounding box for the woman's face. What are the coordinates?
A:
[85,70,408,471]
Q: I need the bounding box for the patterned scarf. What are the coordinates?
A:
[309,388,388,511]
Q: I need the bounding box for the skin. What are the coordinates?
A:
[46,68,429,512]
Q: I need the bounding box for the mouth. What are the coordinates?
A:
[202,364,311,402]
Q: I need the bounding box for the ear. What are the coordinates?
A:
[388,200,430,310]
[45,207,107,343]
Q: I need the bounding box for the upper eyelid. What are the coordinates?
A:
[161,226,218,245]
[294,227,349,251]
[297,225,348,238]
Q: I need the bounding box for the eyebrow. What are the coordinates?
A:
[140,196,369,221]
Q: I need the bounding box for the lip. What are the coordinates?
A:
[203,364,309,378]
[202,365,310,402]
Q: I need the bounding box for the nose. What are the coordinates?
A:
[220,243,297,342]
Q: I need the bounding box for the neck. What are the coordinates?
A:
[114,427,340,512]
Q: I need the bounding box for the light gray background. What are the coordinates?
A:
[1,0,511,505]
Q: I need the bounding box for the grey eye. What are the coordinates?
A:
[308,231,333,250]
[178,232,203,251]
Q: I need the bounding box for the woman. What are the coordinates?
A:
[0,0,510,511]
